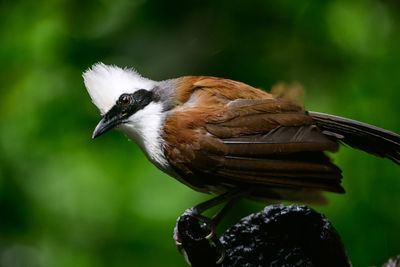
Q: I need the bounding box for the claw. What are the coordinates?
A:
[216,250,226,265]
[204,223,216,240]
[183,251,192,266]
[192,214,217,241]
[205,231,214,240]
[213,235,226,265]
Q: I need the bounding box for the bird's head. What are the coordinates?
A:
[83,63,173,140]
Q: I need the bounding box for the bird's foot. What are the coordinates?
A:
[183,208,217,240]
[173,190,243,265]
[174,211,225,265]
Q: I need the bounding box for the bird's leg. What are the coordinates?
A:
[209,198,239,264]
[184,189,243,239]
[211,197,238,229]
[174,189,244,264]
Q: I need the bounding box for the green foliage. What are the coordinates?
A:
[1,0,400,266]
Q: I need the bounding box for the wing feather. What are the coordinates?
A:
[163,78,344,203]
[222,126,338,155]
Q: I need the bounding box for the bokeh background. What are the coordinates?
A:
[1,0,400,266]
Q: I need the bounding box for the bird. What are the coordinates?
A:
[83,62,400,239]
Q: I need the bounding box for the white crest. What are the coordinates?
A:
[83,62,156,115]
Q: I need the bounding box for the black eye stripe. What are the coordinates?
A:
[104,89,153,122]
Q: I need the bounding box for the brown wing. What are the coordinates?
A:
[163,77,343,204]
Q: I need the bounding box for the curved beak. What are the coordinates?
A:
[92,116,121,139]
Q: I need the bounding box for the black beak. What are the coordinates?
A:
[92,116,121,139]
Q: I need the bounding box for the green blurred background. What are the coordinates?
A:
[1,0,400,266]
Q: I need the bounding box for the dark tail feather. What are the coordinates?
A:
[309,111,400,165]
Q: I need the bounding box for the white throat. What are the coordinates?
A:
[119,102,170,171]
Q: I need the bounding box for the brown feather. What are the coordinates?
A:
[223,126,339,155]
[206,113,314,138]
[162,77,344,204]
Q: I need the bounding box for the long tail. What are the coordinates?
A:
[309,111,400,165]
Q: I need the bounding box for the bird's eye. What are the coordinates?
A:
[120,95,131,106]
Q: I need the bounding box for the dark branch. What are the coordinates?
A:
[176,204,352,266]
